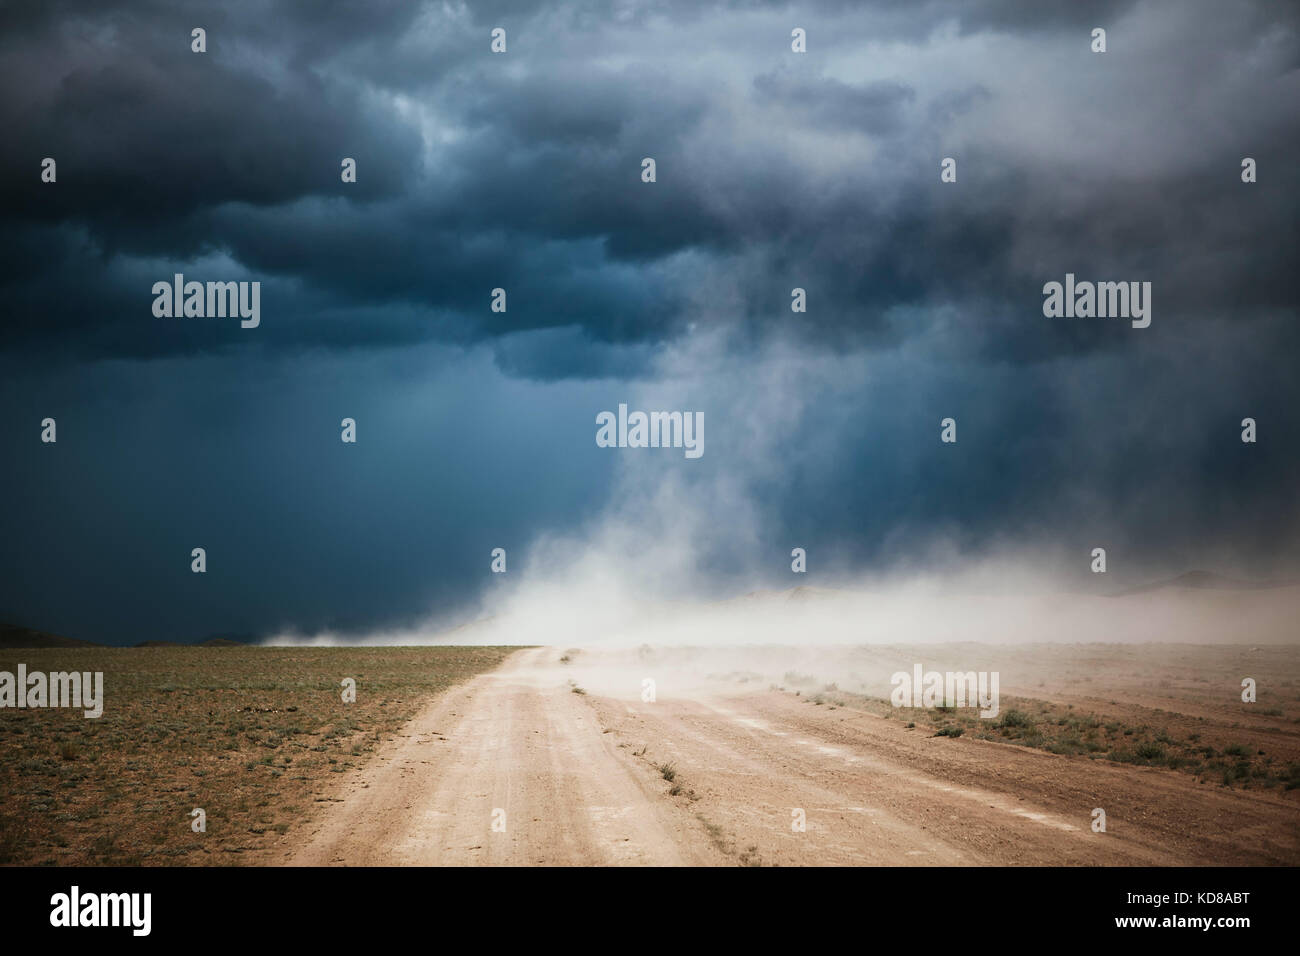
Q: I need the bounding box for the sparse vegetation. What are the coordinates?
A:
[696,813,728,852]
[1136,742,1166,761]
[999,709,1033,729]
[772,679,1298,792]
[0,645,521,866]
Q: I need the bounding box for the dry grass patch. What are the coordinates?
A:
[0,645,521,865]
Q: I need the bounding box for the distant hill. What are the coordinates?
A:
[728,585,844,604]
[0,623,100,649]
[1113,570,1298,597]
[1,622,254,649]
[134,637,249,648]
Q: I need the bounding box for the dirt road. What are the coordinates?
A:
[266,646,1300,866]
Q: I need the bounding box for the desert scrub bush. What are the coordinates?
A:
[1222,762,1251,786]
[998,709,1034,732]
[1048,735,1085,756]
[933,726,964,738]
[1135,742,1166,761]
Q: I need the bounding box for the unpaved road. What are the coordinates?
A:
[263,647,1300,866]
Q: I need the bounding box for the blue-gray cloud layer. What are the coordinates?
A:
[1,0,1296,642]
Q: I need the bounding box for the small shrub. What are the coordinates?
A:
[999,709,1032,728]
[1135,742,1165,761]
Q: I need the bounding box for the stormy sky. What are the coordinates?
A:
[1,0,1297,645]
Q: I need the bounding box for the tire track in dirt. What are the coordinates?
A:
[267,648,718,865]
[595,689,1299,865]
[263,647,1300,866]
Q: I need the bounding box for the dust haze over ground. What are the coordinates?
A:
[265,328,1300,654]
[266,543,1300,657]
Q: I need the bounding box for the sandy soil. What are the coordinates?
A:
[272,647,713,865]
[259,646,1300,866]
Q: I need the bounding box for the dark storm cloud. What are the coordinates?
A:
[1,0,1298,645]
[752,72,916,135]
[3,0,1295,370]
